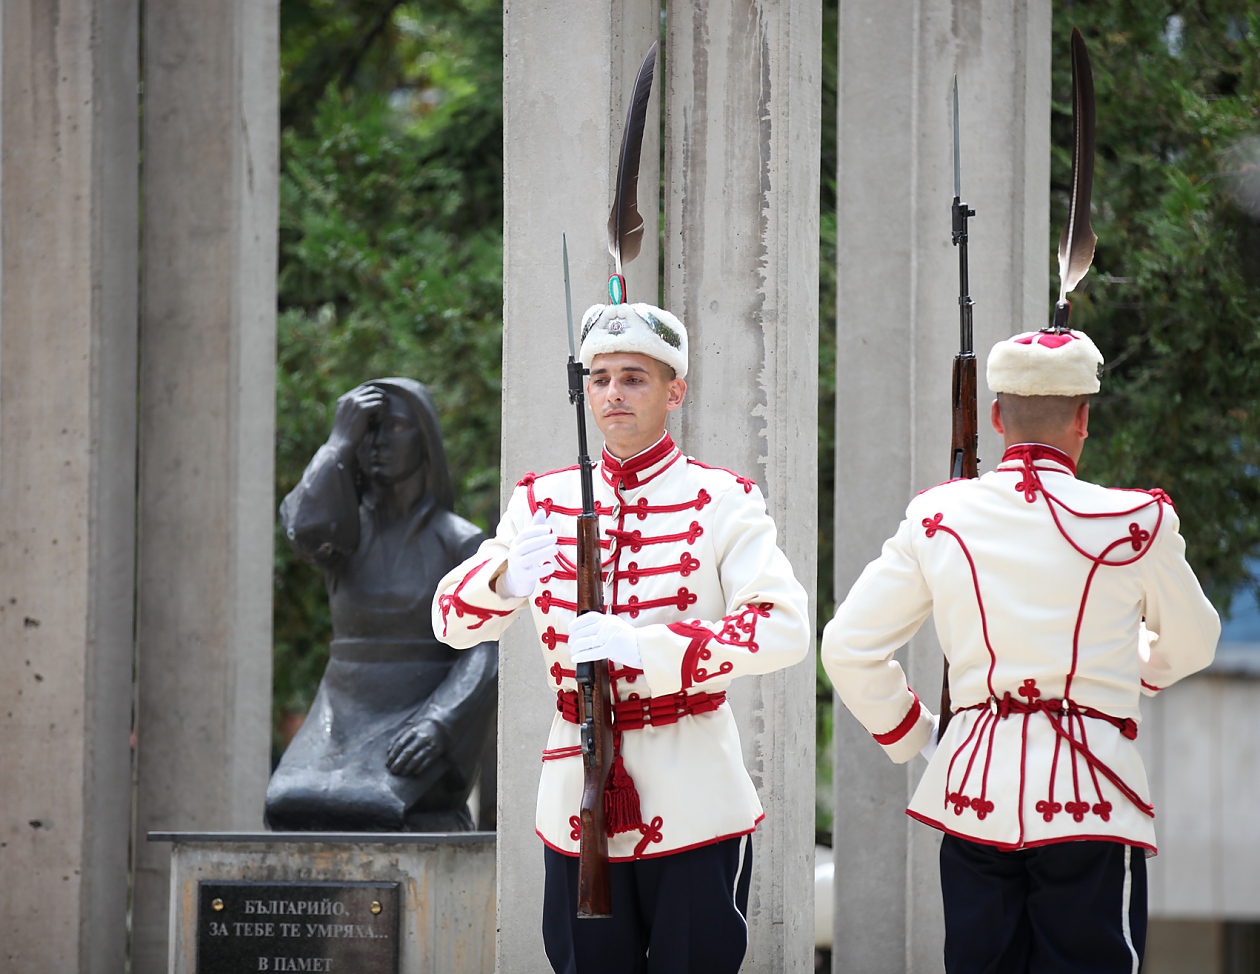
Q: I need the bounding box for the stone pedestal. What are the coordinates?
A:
[153,832,495,974]
[0,2,139,970]
[131,2,280,971]
[832,1,1051,969]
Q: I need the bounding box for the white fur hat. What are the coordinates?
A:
[986,329,1103,397]
[579,303,688,378]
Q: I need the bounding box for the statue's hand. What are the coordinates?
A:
[330,386,387,453]
[385,718,445,778]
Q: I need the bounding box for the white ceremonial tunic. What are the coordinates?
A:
[432,433,810,860]
[822,444,1220,853]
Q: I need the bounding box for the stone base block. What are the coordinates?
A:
[150,832,495,974]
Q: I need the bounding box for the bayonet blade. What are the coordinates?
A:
[563,234,576,359]
[953,75,961,200]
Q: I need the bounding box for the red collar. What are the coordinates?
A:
[999,443,1077,476]
[600,434,681,490]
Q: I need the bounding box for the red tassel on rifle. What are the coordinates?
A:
[604,754,643,836]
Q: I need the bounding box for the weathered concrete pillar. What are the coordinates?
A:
[501,2,660,968]
[832,1,1050,969]
[0,2,139,970]
[664,2,821,970]
[130,2,279,971]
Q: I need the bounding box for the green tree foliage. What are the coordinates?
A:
[817,0,839,838]
[1055,6,1260,608]
[274,0,503,733]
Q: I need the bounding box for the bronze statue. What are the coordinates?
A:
[266,378,497,831]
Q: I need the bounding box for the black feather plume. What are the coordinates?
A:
[608,43,658,276]
[1052,27,1097,328]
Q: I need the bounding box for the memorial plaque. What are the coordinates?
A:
[196,881,400,973]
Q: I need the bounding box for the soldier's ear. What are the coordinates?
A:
[1074,400,1090,440]
[666,378,687,411]
[990,399,1005,436]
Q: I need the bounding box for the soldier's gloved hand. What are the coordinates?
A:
[568,611,642,669]
[499,509,558,598]
[919,712,941,763]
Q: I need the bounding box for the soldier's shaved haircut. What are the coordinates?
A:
[996,393,1089,444]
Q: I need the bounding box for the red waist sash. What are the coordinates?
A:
[556,688,726,730]
[959,692,1137,740]
[550,687,727,841]
[952,689,1151,820]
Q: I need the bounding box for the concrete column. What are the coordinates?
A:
[130,2,279,971]
[0,2,139,970]
[501,2,659,969]
[1141,674,1260,919]
[832,1,1050,969]
[664,2,821,970]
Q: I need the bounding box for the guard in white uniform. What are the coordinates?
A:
[822,329,1219,973]
[433,303,810,974]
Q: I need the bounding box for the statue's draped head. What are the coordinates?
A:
[350,377,454,511]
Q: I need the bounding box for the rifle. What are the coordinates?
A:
[939,77,978,742]
[563,236,614,918]
[560,43,658,917]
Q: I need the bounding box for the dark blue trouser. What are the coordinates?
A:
[940,834,1147,974]
[542,835,753,974]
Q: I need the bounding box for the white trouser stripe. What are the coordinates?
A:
[1121,844,1138,974]
[733,835,750,931]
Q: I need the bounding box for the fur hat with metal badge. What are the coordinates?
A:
[579,303,688,379]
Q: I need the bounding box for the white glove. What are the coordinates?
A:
[568,611,642,669]
[499,509,558,599]
[919,712,941,763]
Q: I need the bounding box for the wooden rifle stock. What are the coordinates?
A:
[574,515,613,917]
[940,354,978,738]
[564,346,614,919]
[950,355,979,484]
